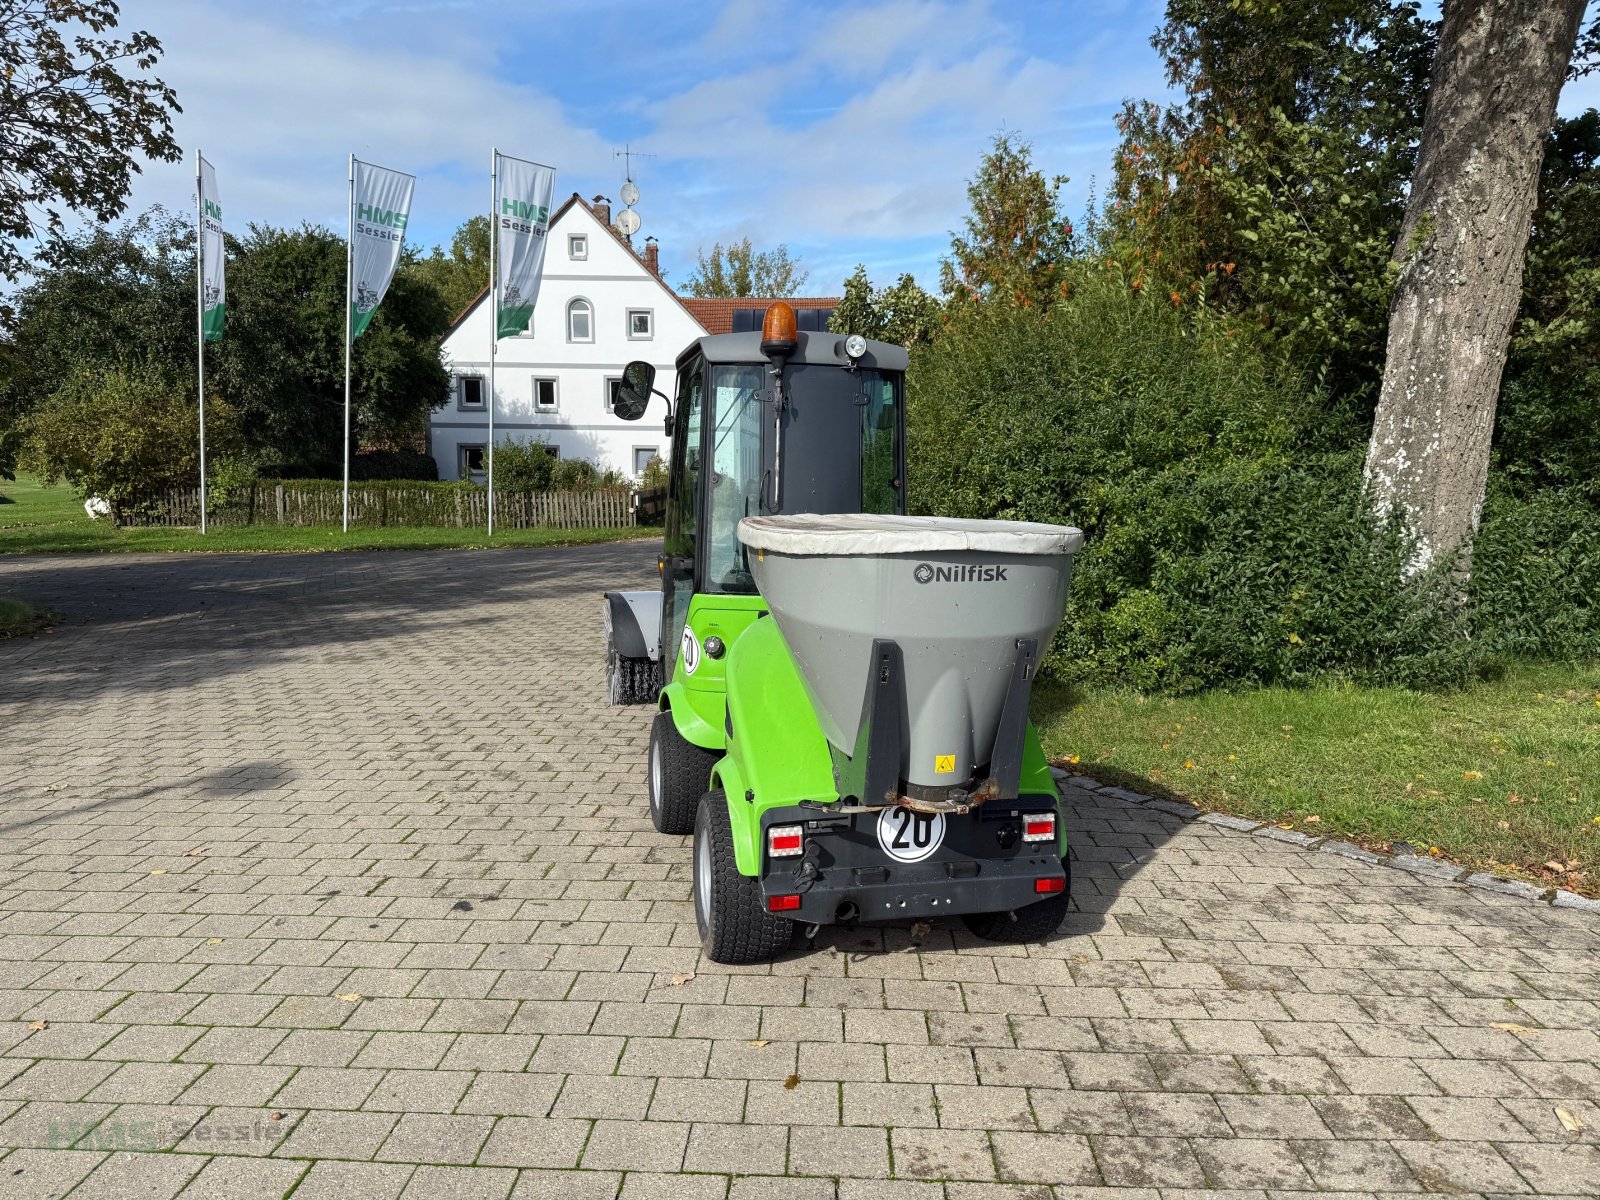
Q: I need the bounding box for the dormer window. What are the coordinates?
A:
[568,234,588,261]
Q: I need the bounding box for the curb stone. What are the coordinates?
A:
[1048,765,1592,914]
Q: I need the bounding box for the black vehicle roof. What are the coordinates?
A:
[677,330,910,373]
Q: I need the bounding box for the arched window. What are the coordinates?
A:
[567,298,593,342]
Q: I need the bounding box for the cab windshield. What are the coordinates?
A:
[700,363,903,596]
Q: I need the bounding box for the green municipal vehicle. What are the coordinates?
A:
[603,304,1083,964]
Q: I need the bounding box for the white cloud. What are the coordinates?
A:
[102,0,1168,290]
[126,1,610,237]
[635,0,1166,284]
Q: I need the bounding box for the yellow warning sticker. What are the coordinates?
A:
[934,754,956,773]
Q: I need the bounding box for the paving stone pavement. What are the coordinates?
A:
[1,544,1597,1200]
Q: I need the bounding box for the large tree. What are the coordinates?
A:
[0,1,180,286]
[940,132,1074,312]
[4,211,452,475]
[1363,0,1588,577]
[829,265,941,347]
[210,224,451,469]
[683,238,808,297]
[0,206,192,430]
[403,215,489,319]
[1108,1,1436,393]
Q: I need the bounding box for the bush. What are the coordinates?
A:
[0,427,17,498]
[207,455,259,515]
[909,273,1473,692]
[549,457,595,492]
[352,449,437,482]
[20,368,237,509]
[492,437,556,492]
[265,449,439,481]
[1471,484,1600,661]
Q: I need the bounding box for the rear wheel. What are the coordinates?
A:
[694,791,794,964]
[648,711,718,835]
[961,857,1072,944]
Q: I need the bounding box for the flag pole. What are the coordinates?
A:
[195,149,208,536]
[342,154,355,533]
[487,147,498,536]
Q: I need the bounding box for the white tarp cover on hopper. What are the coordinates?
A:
[737,513,1084,557]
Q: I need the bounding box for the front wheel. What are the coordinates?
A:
[694,791,794,965]
[648,711,719,835]
[960,857,1072,944]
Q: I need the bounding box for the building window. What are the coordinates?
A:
[605,376,623,413]
[568,234,587,260]
[542,444,560,460]
[633,447,659,477]
[458,374,485,410]
[533,377,558,412]
[459,444,486,482]
[567,298,593,342]
[627,308,653,340]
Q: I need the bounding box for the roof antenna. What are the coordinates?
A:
[612,144,655,244]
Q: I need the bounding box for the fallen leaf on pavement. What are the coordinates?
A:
[783,1074,800,1090]
[336,993,362,1003]
[909,921,931,939]
[1490,1022,1538,1035]
[668,972,695,987]
[206,938,223,945]
[182,848,207,857]
[1556,1106,1584,1133]
[26,1020,47,1032]
[148,869,167,876]
[747,1039,771,1049]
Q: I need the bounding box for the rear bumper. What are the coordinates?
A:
[756,797,1066,924]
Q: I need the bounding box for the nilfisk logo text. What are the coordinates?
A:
[913,563,1008,584]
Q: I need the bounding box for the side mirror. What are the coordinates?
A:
[613,360,655,422]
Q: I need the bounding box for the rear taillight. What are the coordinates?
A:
[768,825,804,858]
[1022,813,1056,843]
[1035,877,1065,894]
[767,893,802,912]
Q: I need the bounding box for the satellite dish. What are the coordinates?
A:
[616,207,641,236]
[620,180,640,207]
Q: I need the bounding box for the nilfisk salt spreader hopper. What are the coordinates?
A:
[603,303,1084,964]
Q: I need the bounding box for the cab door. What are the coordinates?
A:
[660,357,704,678]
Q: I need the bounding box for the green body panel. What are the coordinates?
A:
[710,615,1067,875]
[661,593,769,752]
[716,617,841,875]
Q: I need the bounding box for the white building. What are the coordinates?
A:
[429,194,709,482]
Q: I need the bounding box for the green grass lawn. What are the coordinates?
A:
[0,473,658,554]
[1036,662,1600,893]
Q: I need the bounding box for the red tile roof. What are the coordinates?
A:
[679,297,842,335]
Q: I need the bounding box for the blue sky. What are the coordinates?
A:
[126,0,1600,296]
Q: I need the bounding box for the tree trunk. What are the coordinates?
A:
[1364,0,1586,578]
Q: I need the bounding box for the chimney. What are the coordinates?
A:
[591,194,611,226]
[643,236,659,277]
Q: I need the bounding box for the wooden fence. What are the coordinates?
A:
[116,483,639,530]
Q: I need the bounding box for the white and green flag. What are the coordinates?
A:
[349,158,415,340]
[493,152,556,339]
[198,155,224,342]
